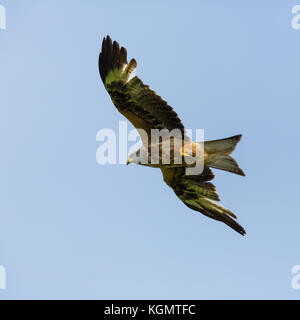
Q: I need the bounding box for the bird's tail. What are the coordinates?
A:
[204,134,245,176]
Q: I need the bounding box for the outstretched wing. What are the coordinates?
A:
[161,167,246,235]
[99,35,186,144]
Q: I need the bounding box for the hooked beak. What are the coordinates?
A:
[126,158,132,165]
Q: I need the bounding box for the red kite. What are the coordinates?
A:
[99,36,246,235]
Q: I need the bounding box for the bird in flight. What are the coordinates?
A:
[98,35,246,235]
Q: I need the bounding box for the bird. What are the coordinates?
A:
[98,35,246,236]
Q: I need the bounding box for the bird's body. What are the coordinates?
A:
[98,35,246,235]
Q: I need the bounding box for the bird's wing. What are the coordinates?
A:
[99,35,186,145]
[161,167,246,235]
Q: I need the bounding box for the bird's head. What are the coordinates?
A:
[126,149,141,165]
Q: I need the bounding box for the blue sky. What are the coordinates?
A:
[0,0,300,299]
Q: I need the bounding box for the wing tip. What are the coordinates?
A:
[224,213,246,236]
[99,35,128,84]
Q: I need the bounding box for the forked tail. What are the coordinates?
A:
[204,134,245,176]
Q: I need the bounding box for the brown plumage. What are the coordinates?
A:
[98,35,246,236]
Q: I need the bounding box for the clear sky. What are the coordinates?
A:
[0,0,300,299]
